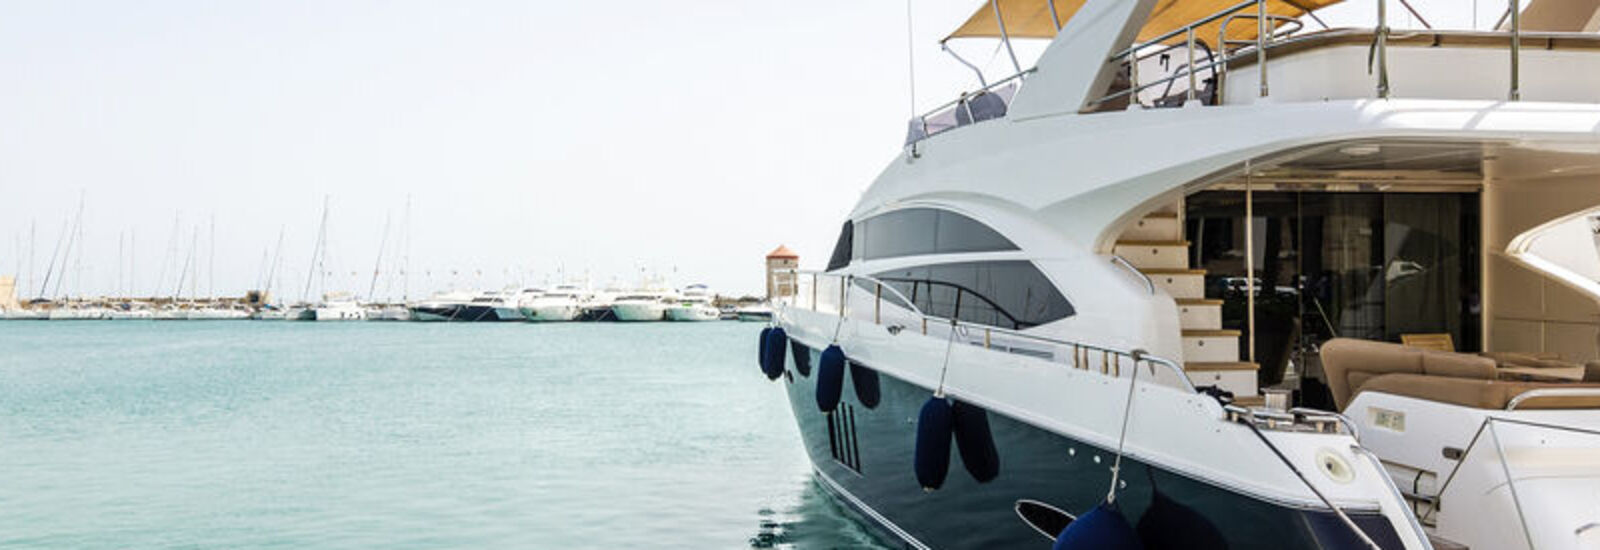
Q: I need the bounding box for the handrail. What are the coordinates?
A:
[1111,255,1155,295]
[908,68,1033,144]
[1505,387,1600,411]
[1348,444,1435,548]
[780,269,1197,394]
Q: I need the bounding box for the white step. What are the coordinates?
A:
[1185,362,1259,397]
[1182,329,1240,363]
[1121,212,1182,242]
[1114,240,1189,270]
[1176,299,1222,331]
[1144,269,1206,300]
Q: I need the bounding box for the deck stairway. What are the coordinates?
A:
[1114,204,1260,402]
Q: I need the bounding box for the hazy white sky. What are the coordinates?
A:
[0,0,1494,300]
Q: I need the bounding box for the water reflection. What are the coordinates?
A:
[750,478,890,549]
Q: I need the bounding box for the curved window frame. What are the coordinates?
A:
[867,260,1075,330]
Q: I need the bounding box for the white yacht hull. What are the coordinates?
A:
[610,302,667,322]
[521,304,582,322]
[665,305,720,322]
[314,306,368,321]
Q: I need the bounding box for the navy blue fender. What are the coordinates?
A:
[757,327,772,374]
[914,396,953,491]
[815,345,847,412]
[761,328,787,380]
[848,361,881,409]
[951,400,1000,483]
[789,340,812,377]
[1054,503,1141,550]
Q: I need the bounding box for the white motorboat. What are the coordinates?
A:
[609,290,676,322]
[519,284,592,322]
[370,304,411,321]
[750,0,1600,547]
[499,288,543,321]
[665,284,720,322]
[734,304,771,322]
[314,293,368,321]
[408,291,476,322]
[187,306,250,320]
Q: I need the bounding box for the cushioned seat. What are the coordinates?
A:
[1321,338,1600,410]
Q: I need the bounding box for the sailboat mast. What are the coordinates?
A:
[266,226,284,303]
[368,212,390,303]
[129,230,136,300]
[209,214,216,300]
[302,196,329,303]
[395,195,403,300]
[25,221,35,302]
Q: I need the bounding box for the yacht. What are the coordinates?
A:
[609,289,676,322]
[735,304,772,322]
[411,290,512,322]
[370,304,412,321]
[500,288,543,321]
[186,306,249,320]
[762,1,1600,548]
[408,291,475,322]
[313,293,368,321]
[665,284,720,321]
[520,284,592,322]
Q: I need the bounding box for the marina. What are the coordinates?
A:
[9,0,1600,548]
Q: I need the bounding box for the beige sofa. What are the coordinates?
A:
[1321,338,1600,410]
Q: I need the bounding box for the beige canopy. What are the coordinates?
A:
[945,0,1344,44]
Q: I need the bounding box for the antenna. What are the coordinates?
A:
[906,0,917,119]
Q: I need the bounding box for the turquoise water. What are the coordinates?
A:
[0,322,888,548]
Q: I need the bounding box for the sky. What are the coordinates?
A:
[0,0,1496,301]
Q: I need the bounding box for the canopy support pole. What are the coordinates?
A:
[1047,0,1061,31]
[1246,159,1257,364]
[942,42,988,87]
[992,0,1024,75]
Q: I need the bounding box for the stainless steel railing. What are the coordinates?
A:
[776,269,1197,393]
[1087,0,1528,108]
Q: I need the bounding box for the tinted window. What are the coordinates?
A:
[864,208,938,259]
[873,261,1073,329]
[935,211,1015,253]
[827,221,853,271]
[857,208,1016,260]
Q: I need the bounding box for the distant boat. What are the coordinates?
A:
[734,304,772,322]
[369,304,411,321]
[610,290,676,322]
[499,288,543,321]
[408,291,479,322]
[665,284,720,322]
[520,284,591,322]
[314,293,368,321]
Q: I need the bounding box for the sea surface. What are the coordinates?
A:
[0,321,889,549]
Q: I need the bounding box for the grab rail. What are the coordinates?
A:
[1505,387,1600,411]
[1111,255,1155,295]
[780,269,1197,394]
[1084,0,1527,108]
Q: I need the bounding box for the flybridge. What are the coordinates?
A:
[906,0,1600,146]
